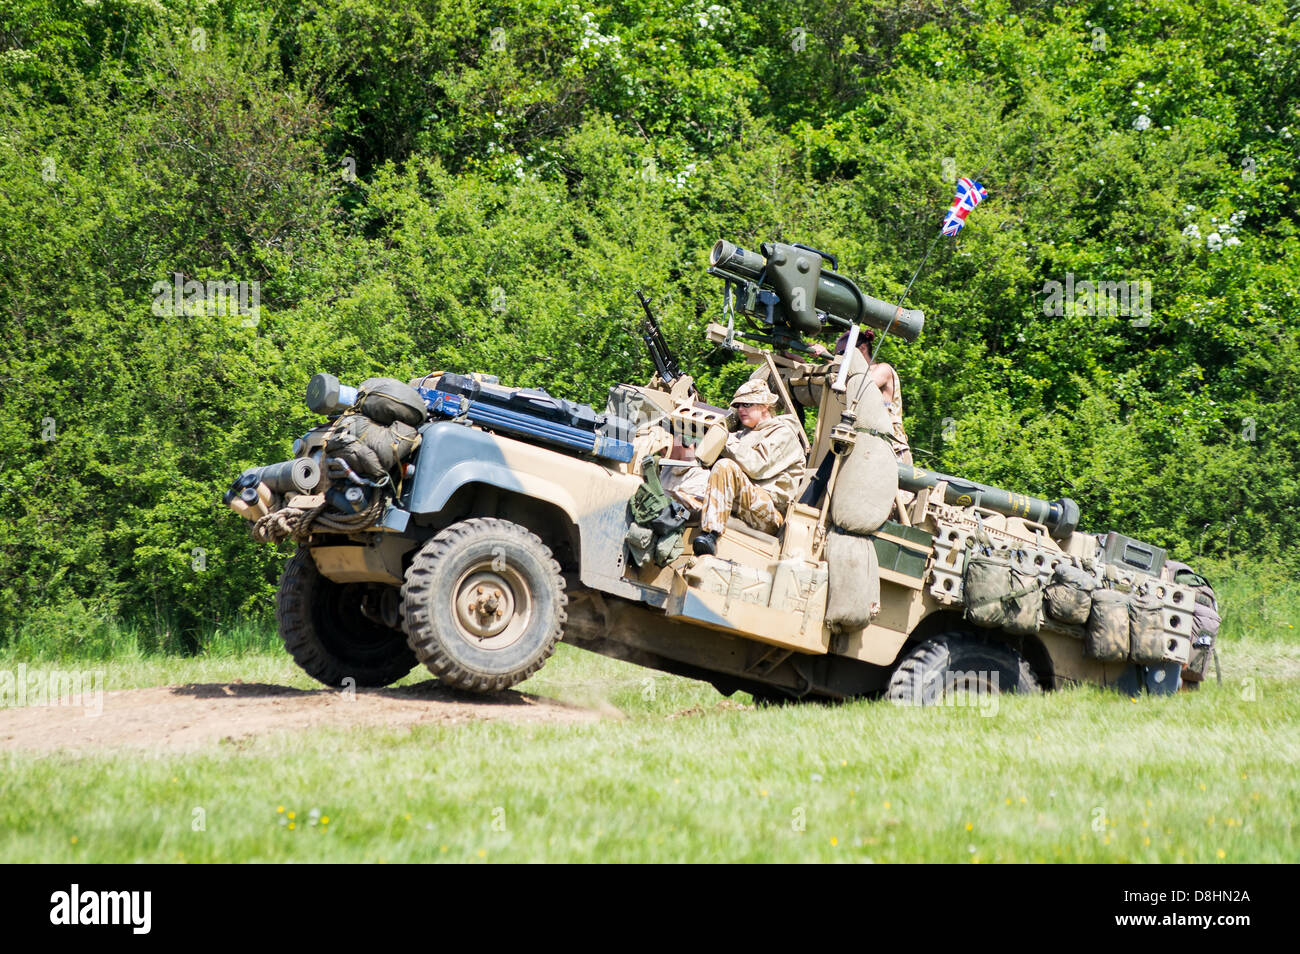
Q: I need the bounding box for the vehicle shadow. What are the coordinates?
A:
[168,680,553,709]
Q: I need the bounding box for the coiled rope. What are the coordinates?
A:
[252,495,386,544]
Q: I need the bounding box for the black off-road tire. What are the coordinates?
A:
[401,518,567,692]
[886,632,1040,706]
[276,548,417,688]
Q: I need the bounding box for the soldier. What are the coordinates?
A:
[691,380,806,556]
[811,328,911,464]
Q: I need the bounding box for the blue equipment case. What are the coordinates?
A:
[420,374,635,464]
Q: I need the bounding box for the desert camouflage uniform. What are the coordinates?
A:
[700,414,805,535]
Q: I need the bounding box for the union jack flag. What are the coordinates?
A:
[940,177,988,236]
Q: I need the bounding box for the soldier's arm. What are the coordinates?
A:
[723,422,804,481]
[871,362,896,404]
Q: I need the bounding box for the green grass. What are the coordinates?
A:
[2,558,1296,863]
[1,636,1297,863]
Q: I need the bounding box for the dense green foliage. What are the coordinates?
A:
[2,0,1297,641]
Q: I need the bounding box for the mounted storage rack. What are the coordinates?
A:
[421,372,636,463]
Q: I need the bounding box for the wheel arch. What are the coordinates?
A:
[407,422,583,521]
[904,609,1054,690]
[404,423,638,600]
[420,481,582,572]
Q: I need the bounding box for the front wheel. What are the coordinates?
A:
[886,632,1040,706]
[401,518,567,692]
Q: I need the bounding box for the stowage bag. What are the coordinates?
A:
[326,414,420,478]
[962,548,1042,636]
[355,377,428,428]
[824,529,880,632]
[1043,563,1097,627]
[1085,589,1131,662]
[1128,593,1167,664]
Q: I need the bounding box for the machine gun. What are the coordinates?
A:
[635,290,696,400]
[708,240,925,350]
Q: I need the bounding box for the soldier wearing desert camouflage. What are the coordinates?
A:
[691,380,806,555]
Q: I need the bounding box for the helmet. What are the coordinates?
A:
[730,380,779,406]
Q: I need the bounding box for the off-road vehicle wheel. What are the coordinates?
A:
[277,548,418,688]
[886,632,1040,706]
[401,518,567,692]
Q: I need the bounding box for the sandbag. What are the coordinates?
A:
[1043,563,1097,626]
[355,377,427,428]
[1085,589,1130,662]
[824,529,880,632]
[829,434,898,534]
[1129,593,1167,664]
[326,414,420,479]
[962,548,1042,636]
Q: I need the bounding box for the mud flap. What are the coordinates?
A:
[1113,661,1183,696]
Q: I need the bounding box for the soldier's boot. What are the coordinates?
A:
[692,531,718,556]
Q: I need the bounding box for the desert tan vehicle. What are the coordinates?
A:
[224,240,1218,703]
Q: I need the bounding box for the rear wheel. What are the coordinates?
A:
[887,632,1039,706]
[401,518,567,692]
[709,675,801,705]
[276,548,417,688]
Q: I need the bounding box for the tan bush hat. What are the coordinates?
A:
[730,380,779,406]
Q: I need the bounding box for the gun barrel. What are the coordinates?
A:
[640,324,678,382]
[899,464,1080,540]
[710,240,924,342]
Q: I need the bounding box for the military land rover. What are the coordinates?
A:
[223,240,1221,704]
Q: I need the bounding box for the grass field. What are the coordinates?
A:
[1,620,1297,863]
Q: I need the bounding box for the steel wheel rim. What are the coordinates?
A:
[450,563,533,651]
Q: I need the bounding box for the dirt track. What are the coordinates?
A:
[0,681,603,753]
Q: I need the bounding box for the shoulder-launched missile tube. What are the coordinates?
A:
[898,464,1080,540]
[709,240,925,342]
